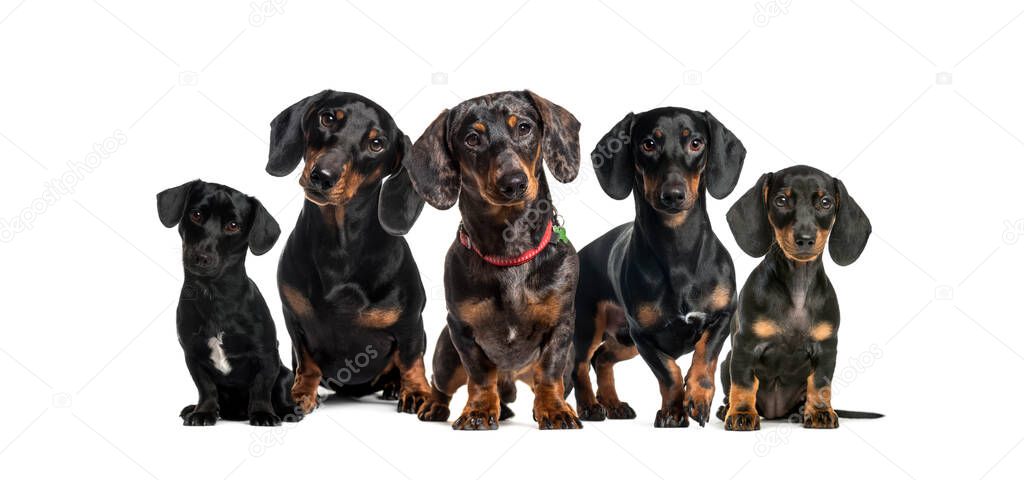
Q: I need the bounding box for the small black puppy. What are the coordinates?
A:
[719,165,877,430]
[158,179,299,426]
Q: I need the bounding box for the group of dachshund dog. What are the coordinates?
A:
[158,89,879,431]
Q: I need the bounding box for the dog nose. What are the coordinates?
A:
[309,165,337,191]
[190,252,215,268]
[794,233,816,248]
[497,172,528,200]
[659,186,686,208]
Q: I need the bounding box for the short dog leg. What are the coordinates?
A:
[419,326,465,422]
[532,321,582,430]
[290,346,322,415]
[182,357,219,426]
[634,335,687,428]
[804,352,839,429]
[723,345,760,431]
[593,338,639,419]
[684,316,729,427]
[248,355,282,426]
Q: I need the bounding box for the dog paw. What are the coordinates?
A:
[416,401,450,422]
[577,402,607,421]
[654,405,689,428]
[294,393,319,415]
[724,410,760,431]
[179,404,196,419]
[397,389,429,414]
[499,403,515,421]
[534,405,582,430]
[452,408,499,431]
[803,407,839,429]
[601,401,637,419]
[249,411,281,427]
[183,410,218,426]
[684,384,715,427]
[380,381,400,401]
[716,404,727,421]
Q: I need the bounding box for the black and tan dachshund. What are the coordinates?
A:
[389,90,583,430]
[718,165,878,430]
[158,180,300,426]
[265,90,438,417]
[572,107,746,428]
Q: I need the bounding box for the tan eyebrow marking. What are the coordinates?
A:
[472,122,486,133]
[653,129,663,138]
[507,115,517,128]
[368,128,379,139]
[752,318,780,338]
[682,128,690,137]
[810,323,834,342]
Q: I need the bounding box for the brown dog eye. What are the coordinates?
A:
[690,138,704,152]
[465,132,481,147]
[319,112,335,127]
[224,222,241,234]
[640,139,656,152]
[774,195,788,208]
[189,211,203,224]
[517,122,532,135]
[369,138,385,152]
[820,197,833,209]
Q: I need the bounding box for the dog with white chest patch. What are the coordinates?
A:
[158,179,301,426]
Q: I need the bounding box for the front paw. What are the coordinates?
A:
[803,406,839,429]
[380,380,400,401]
[452,408,500,431]
[397,389,429,414]
[724,410,760,431]
[417,400,451,422]
[654,404,689,428]
[183,410,218,426]
[577,402,607,421]
[534,404,582,430]
[179,404,196,419]
[599,398,637,419]
[684,382,715,427]
[293,393,320,415]
[249,411,281,427]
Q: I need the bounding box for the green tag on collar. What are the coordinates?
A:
[553,225,569,245]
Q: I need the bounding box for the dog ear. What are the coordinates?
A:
[828,178,871,266]
[703,111,746,200]
[592,112,634,200]
[525,90,581,183]
[157,179,201,228]
[379,133,425,235]
[266,90,330,177]
[726,173,774,257]
[406,110,460,209]
[247,197,281,256]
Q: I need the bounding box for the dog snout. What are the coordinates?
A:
[309,165,338,191]
[497,172,528,200]
[188,250,218,270]
[794,231,816,249]
[659,183,687,209]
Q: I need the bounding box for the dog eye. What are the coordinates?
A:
[368,137,385,152]
[319,112,335,127]
[819,197,833,209]
[224,222,241,234]
[640,139,656,152]
[465,132,481,147]
[773,195,788,208]
[689,138,704,152]
[189,210,203,224]
[517,122,532,135]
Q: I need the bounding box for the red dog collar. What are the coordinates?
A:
[458,219,553,267]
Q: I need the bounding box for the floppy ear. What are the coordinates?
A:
[829,178,871,266]
[247,198,281,256]
[378,134,425,235]
[591,112,634,200]
[406,110,460,210]
[704,111,746,199]
[525,90,581,183]
[266,90,330,177]
[726,173,774,257]
[156,179,201,228]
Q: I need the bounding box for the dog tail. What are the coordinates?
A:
[834,409,884,419]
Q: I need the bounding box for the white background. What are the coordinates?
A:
[1,0,1022,478]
